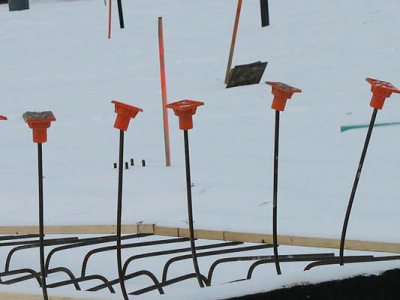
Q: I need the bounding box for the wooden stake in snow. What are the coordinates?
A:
[158,17,172,167]
[108,0,112,39]
[224,0,243,84]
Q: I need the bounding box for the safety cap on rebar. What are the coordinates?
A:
[166,99,204,130]
[112,100,143,131]
[266,81,301,111]
[0,115,7,121]
[366,78,400,110]
[23,111,56,144]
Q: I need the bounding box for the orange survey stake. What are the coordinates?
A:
[112,100,143,131]
[166,100,204,130]
[366,78,400,110]
[266,81,301,111]
[23,111,56,144]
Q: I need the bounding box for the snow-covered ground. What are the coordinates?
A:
[1,0,400,298]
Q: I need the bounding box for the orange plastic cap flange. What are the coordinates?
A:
[23,111,56,144]
[266,81,302,111]
[366,78,400,110]
[0,115,7,121]
[166,99,204,130]
[112,100,143,131]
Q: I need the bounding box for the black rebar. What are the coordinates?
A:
[272,110,281,275]
[47,274,116,293]
[183,129,204,288]
[208,253,335,284]
[2,267,80,290]
[123,241,240,280]
[88,270,164,294]
[4,237,79,258]
[247,253,337,279]
[260,0,270,27]
[6,237,79,272]
[131,273,209,296]
[0,234,40,241]
[339,109,378,265]
[117,0,125,29]
[45,234,144,271]
[304,255,382,271]
[0,269,42,287]
[116,130,129,299]
[37,143,48,300]
[162,243,270,283]
[81,237,188,277]
[87,241,237,292]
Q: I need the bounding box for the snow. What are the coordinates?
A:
[1,0,400,298]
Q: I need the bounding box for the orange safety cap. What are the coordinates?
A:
[266,81,302,111]
[0,115,7,121]
[23,111,56,144]
[111,100,143,131]
[166,99,204,130]
[366,78,400,110]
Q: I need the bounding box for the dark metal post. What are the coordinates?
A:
[340,109,378,265]
[183,130,205,288]
[117,0,125,29]
[260,0,270,27]
[272,111,281,275]
[37,143,48,300]
[116,130,129,299]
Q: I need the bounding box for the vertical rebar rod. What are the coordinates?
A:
[38,143,48,300]
[183,130,205,288]
[116,130,129,299]
[272,111,282,275]
[260,0,270,27]
[117,0,125,29]
[224,0,243,84]
[340,108,378,265]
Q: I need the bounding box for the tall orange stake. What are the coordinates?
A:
[225,0,243,84]
[108,0,112,39]
[158,17,171,166]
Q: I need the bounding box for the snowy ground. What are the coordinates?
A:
[1,0,400,298]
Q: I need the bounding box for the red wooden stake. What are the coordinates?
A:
[108,0,112,39]
[225,0,243,84]
[158,17,172,166]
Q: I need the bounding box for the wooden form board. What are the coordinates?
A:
[0,224,399,254]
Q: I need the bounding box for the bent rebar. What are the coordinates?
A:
[81,237,188,277]
[162,244,271,283]
[46,274,116,293]
[208,253,333,284]
[1,267,80,290]
[123,241,241,278]
[304,255,398,271]
[5,237,79,272]
[45,234,150,271]
[88,270,165,294]
[131,273,210,295]
[0,269,42,287]
[246,253,336,279]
